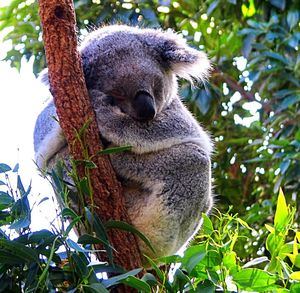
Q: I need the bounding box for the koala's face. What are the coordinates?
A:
[80,25,210,122]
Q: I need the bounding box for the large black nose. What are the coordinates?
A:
[133,91,156,122]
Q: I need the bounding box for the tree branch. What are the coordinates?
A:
[38,0,142,273]
[211,67,255,101]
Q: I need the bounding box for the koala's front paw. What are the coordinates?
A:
[90,89,125,121]
[89,89,133,144]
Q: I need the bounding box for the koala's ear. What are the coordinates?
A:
[145,30,211,83]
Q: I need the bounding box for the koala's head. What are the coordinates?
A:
[79,25,210,122]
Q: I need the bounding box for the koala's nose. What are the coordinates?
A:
[133,91,156,122]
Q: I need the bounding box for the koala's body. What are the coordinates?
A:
[34,25,213,261]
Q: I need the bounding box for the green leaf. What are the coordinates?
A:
[97,145,132,155]
[291,283,300,293]
[232,268,278,291]
[84,283,109,293]
[196,279,215,292]
[71,251,90,278]
[62,207,79,219]
[78,177,91,196]
[78,118,92,138]
[276,95,300,112]
[0,250,30,264]
[10,217,31,230]
[242,33,255,58]
[0,238,39,263]
[195,88,211,115]
[207,0,220,16]
[274,188,289,230]
[290,271,300,281]
[12,163,19,173]
[287,10,299,30]
[270,0,285,10]
[74,160,97,169]
[102,268,142,288]
[173,268,193,291]
[241,0,256,17]
[105,220,155,254]
[66,238,89,253]
[65,216,82,236]
[263,51,291,66]
[143,255,173,291]
[88,263,125,274]
[78,234,114,249]
[280,160,290,175]
[26,230,56,244]
[0,191,14,210]
[121,276,151,293]
[0,163,11,173]
[223,251,237,272]
[142,273,157,286]
[183,245,207,273]
[157,254,180,265]
[85,208,113,263]
[24,263,39,289]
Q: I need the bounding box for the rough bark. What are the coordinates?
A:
[38,0,142,274]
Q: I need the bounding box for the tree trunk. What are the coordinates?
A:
[38,0,142,276]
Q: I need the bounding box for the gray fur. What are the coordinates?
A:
[34,25,213,261]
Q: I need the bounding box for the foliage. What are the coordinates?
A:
[1,163,300,292]
[1,0,299,217]
[1,0,300,292]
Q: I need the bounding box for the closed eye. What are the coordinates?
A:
[108,91,126,101]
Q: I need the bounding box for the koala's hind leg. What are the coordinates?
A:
[109,143,213,261]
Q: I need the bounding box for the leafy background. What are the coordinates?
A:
[0,0,300,292]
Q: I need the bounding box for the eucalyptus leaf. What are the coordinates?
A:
[0,238,39,263]
[105,220,155,253]
[274,189,289,231]
[0,163,11,173]
[84,283,109,293]
[0,191,14,210]
[232,268,278,291]
[121,276,151,293]
[287,10,299,30]
[102,268,143,288]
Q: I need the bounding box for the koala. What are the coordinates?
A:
[34,25,213,262]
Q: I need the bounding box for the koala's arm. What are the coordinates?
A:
[34,101,66,169]
[110,142,212,257]
[90,90,213,155]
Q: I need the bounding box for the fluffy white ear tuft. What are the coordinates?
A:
[169,50,211,84]
[160,31,211,84]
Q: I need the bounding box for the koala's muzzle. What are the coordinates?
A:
[133,91,156,122]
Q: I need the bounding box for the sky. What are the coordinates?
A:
[0,44,59,231]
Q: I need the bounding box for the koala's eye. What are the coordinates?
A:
[108,91,126,101]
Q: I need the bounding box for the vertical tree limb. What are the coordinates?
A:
[38,0,142,273]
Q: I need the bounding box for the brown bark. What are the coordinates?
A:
[38,0,142,274]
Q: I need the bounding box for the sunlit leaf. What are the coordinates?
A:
[274,188,289,230]
[232,268,278,291]
[290,271,300,281]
